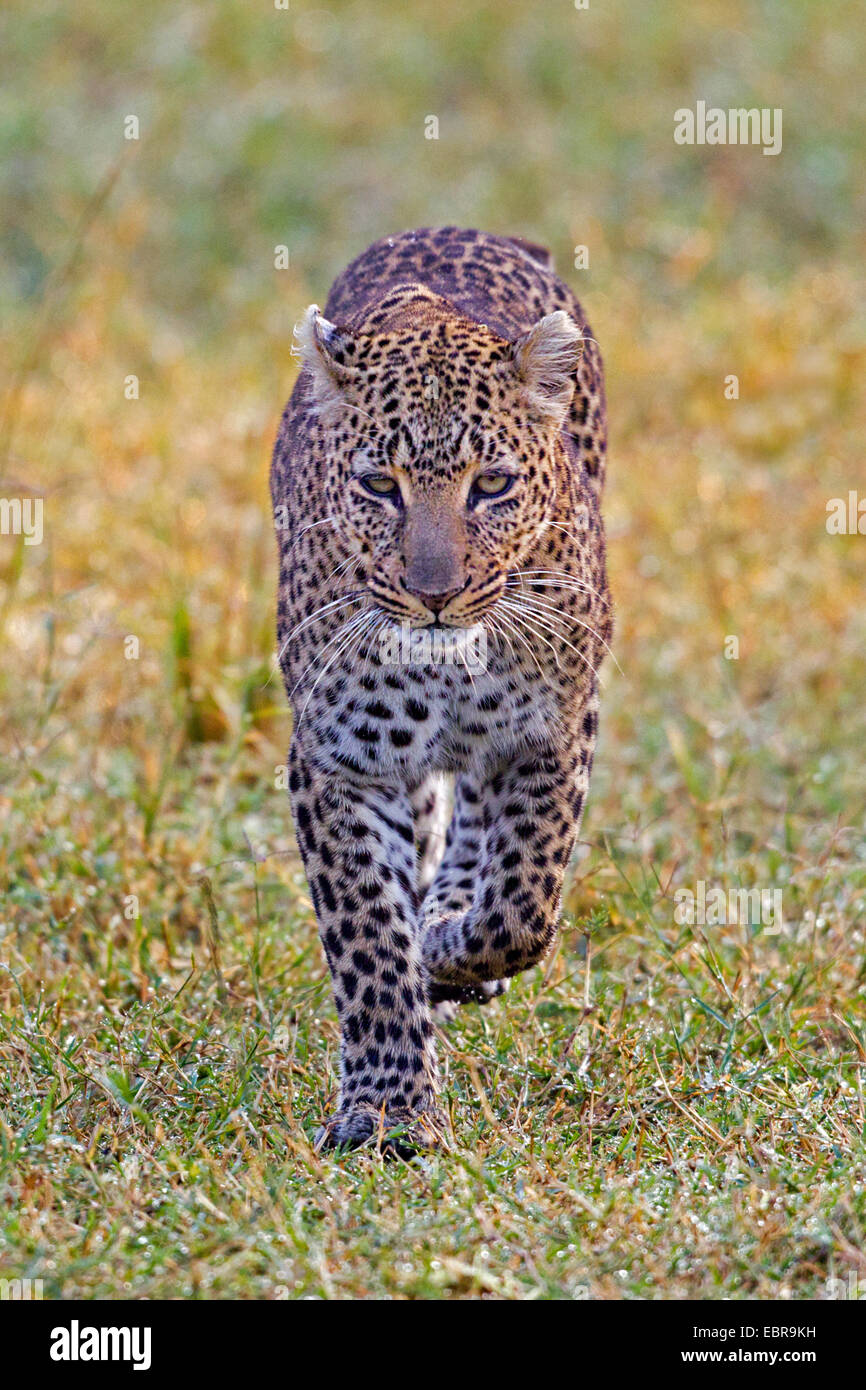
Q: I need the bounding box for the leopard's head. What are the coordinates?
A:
[297,286,583,628]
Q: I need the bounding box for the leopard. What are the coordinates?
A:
[270,226,611,1155]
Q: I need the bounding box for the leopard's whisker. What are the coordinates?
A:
[493,609,546,680]
[482,613,516,662]
[499,599,603,683]
[509,587,606,638]
[287,516,339,547]
[322,398,377,423]
[286,606,375,706]
[497,603,566,675]
[503,593,572,631]
[338,621,375,689]
[508,580,607,614]
[511,568,610,606]
[513,565,605,590]
[330,551,364,582]
[540,521,594,549]
[510,582,615,633]
[503,588,622,674]
[356,611,390,683]
[507,604,608,690]
[509,583,612,623]
[283,591,366,647]
[262,589,368,691]
[289,606,374,697]
[456,643,479,694]
[504,598,575,643]
[293,609,379,729]
[350,607,390,670]
[269,592,367,684]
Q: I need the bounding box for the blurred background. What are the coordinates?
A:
[3,0,864,885]
[1,0,865,1298]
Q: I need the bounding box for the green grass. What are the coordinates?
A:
[1,0,865,1299]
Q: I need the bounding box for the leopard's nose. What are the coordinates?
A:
[404,582,465,615]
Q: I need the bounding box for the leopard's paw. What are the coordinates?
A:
[429,978,509,1022]
[314,1103,447,1158]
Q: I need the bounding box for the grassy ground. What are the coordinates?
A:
[1,0,865,1299]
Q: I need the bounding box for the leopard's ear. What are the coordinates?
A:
[509,310,583,426]
[295,305,360,417]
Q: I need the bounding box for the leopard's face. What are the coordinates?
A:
[331,356,561,629]
[298,291,584,629]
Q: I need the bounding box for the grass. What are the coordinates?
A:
[1,0,865,1299]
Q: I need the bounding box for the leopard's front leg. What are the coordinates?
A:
[421,726,594,990]
[288,738,443,1154]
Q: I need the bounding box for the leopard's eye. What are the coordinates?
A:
[360,474,399,498]
[471,472,514,500]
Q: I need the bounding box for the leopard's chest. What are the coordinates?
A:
[301,629,559,783]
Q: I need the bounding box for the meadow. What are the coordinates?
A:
[1,0,865,1298]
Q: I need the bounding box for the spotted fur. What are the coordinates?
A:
[270,227,611,1153]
